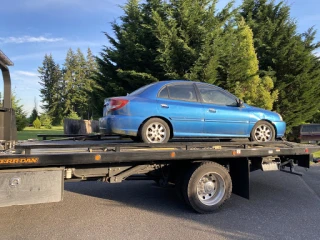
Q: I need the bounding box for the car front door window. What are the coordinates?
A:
[197,86,237,106]
[196,83,249,136]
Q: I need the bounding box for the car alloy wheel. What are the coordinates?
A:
[251,121,275,142]
[145,122,167,143]
[141,118,171,143]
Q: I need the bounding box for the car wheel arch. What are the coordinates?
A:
[251,119,278,139]
[138,116,174,139]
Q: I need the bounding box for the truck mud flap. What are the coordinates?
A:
[229,158,250,199]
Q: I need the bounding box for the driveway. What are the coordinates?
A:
[0,165,320,240]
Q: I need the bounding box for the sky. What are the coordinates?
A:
[1,0,320,115]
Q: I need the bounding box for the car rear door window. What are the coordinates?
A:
[197,84,238,106]
[158,86,169,99]
[167,84,198,102]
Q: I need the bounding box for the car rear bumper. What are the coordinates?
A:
[99,117,112,134]
[99,115,142,136]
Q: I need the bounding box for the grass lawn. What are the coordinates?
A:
[17,126,64,140]
[313,151,320,158]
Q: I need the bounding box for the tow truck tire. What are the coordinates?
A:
[182,162,232,213]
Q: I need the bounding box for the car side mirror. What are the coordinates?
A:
[237,99,244,107]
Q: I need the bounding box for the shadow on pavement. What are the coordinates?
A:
[65,166,320,239]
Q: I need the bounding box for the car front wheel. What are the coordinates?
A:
[250,120,275,142]
[141,118,170,143]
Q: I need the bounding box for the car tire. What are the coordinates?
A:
[250,120,275,142]
[141,118,170,143]
[182,162,232,213]
[129,136,141,142]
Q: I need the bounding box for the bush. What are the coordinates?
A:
[33,117,41,129]
[67,110,81,120]
[16,113,28,131]
[12,95,28,131]
[40,114,52,129]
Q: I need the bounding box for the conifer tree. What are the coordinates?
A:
[221,19,277,110]
[12,94,28,131]
[241,0,320,129]
[73,48,87,118]
[153,0,234,83]
[29,108,38,124]
[38,54,63,125]
[62,48,77,116]
[92,0,166,116]
[29,97,39,124]
[84,48,98,119]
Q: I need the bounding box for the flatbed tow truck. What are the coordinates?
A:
[1,50,320,213]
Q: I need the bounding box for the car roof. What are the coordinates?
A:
[156,80,226,91]
[154,80,220,87]
[137,80,225,98]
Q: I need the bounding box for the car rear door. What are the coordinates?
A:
[157,83,204,135]
[196,83,250,136]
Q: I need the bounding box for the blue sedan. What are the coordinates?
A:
[99,80,286,143]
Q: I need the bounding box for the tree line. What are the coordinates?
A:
[38,48,97,125]
[38,0,320,131]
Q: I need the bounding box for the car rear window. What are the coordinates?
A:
[129,83,156,96]
[158,86,169,99]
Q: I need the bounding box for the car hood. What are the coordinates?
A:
[244,104,282,121]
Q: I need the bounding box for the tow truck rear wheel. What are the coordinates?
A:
[181,162,232,213]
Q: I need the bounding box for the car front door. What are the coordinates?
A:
[196,84,250,136]
[157,83,204,136]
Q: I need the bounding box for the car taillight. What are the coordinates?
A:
[109,98,129,111]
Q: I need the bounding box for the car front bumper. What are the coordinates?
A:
[273,121,286,138]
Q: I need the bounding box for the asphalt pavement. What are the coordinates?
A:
[1,165,320,240]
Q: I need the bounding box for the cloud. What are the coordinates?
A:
[14,71,38,77]
[4,0,126,14]
[10,70,40,88]
[10,52,48,62]
[0,36,64,44]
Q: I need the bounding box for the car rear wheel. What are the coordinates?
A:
[141,118,170,143]
[250,120,275,142]
[129,136,141,142]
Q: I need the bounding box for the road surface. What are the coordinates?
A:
[1,166,320,240]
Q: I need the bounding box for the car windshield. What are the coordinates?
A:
[128,83,156,96]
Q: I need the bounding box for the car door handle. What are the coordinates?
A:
[209,108,216,113]
[161,104,169,108]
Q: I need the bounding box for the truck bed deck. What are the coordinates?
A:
[0,139,318,169]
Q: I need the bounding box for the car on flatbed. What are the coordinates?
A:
[99,80,285,143]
